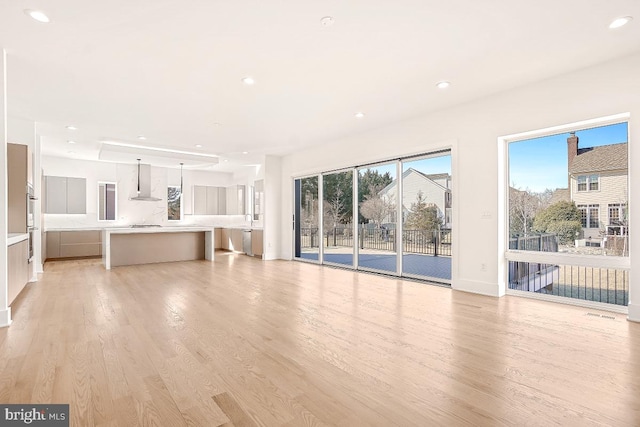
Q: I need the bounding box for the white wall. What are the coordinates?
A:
[278,52,640,318]
[41,156,251,229]
[0,48,8,327]
[264,155,282,260]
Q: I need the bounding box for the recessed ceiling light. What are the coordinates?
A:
[609,16,633,29]
[436,81,451,89]
[213,122,221,126]
[242,151,249,154]
[223,159,229,162]
[137,135,147,140]
[66,125,77,131]
[67,140,76,144]
[195,144,202,148]
[355,112,365,118]
[242,76,256,85]
[67,151,75,154]
[24,9,50,23]
[320,16,335,27]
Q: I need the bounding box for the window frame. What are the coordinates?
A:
[577,174,600,192]
[167,185,183,222]
[97,181,117,222]
[498,113,630,302]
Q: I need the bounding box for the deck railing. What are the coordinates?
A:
[300,226,451,256]
[508,261,628,306]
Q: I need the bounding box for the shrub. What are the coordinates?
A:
[533,201,581,234]
[546,220,582,245]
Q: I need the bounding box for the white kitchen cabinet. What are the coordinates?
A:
[66,177,87,214]
[225,185,245,215]
[193,185,207,215]
[206,186,219,214]
[44,176,86,214]
[193,185,227,215]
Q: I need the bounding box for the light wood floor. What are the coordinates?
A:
[2,253,640,426]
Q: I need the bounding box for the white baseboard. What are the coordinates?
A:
[628,302,640,322]
[0,308,12,328]
[452,279,504,297]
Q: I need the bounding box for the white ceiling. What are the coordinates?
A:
[1,0,638,171]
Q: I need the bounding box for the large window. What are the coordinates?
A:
[293,149,453,283]
[504,117,629,308]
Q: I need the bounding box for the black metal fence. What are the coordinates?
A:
[300,226,452,257]
[508,262,628,306]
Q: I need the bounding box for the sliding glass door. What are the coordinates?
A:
[401,154,452,281]
[357,163,398,274]
[294,176,320,262]
[293,149,453,285]
[322,170,354,267]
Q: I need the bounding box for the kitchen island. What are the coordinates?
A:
[102,226,216,270]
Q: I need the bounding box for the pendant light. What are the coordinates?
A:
[180,162,184,194]
[136,158,141,195]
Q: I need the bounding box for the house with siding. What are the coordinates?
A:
[567,133,628,246]
[378,168,452,228]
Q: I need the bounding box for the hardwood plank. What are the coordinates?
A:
[212,392,258,427]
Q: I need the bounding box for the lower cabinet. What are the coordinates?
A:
[218,228,263,257]
[251,230,264,258]
[8,240,29,305]
[45,230,102,260]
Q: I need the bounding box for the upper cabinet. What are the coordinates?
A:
[7,143,30,233]
[44,176,87,214]
[226,184,246,215]
[193,185,226,215]
[193,184,245,215]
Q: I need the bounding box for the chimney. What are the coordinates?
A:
[567,132,578,187]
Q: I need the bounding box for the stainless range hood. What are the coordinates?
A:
[130,159,162,201]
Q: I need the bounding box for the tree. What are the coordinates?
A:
[358,169,393,223]
[167,187,181,220]
[509,186,544,236]
[323,186,346,231]
[532,200,582,244]
[405,191,443,232]
[360,183,394,226]
[323,172,353,223]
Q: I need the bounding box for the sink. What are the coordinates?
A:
[130,224,162,228]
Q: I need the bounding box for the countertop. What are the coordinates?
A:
[103,226,216,234]
[45,225,263,232]
[8,233,28,246]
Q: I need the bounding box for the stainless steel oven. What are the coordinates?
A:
[27,183,35,228]
[27,183,37,262]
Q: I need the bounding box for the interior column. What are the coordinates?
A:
[0,48,11,327]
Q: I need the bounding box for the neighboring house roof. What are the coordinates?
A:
[379,168,450,195]
[570,143,627,174]
[549,188,570,205]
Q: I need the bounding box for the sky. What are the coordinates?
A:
[509,122,628,193]
[359,154,452,178]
